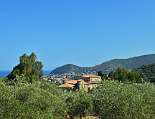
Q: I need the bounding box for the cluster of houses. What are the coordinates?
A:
[42,73,102,92]
[59,74,102,92]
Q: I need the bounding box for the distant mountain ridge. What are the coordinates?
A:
[51,54,155,74]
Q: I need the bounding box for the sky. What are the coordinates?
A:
[0,0,155,70]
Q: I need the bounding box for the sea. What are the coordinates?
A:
[0,71,10,78]
[0,71,51,78]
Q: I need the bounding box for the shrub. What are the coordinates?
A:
[92,81,155,119]
[14,85,67,119]
[0,81,67,119]
[65,91,93,118]
[0,82,18,119]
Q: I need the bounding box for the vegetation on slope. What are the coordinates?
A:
[1,77,155,119]
[51,64,93,74]
[108,68,142,83]
[0,80,67,119]
[92,81,155,119]
[138,64,155,83]
[0,52,155,119]
[51,54,155,74]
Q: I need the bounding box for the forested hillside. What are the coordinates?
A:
[138,64,155,83]
[51,54,155,74]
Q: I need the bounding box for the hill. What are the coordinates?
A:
[51,64,93,74]
[137,64,155,83]
[51,54,155,74]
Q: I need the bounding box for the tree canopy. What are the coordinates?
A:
[92,81,155,119]
[8,52,43,83]
[109,68,142,83]
[138,64,155,83]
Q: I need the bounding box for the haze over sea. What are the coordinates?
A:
[0,71,10,77]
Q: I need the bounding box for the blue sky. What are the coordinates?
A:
[0,0,155,70]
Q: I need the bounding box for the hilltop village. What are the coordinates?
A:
[42,73,102,91]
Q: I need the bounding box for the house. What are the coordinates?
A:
[81,74,102,83]
[59,79,82,91]
[59,74,102,92]
[59,83,74,89]
[81,74,102,91]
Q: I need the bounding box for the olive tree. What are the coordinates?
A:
[92,81,155,119]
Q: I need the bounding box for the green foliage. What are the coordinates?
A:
[128,70,142,83]
[92,81,155,119]
[14,84,66,119]
[51,54,155,74]
[0,82,17,119]
[36,80,64,96]
[51,64,92,75]
[65,91,93,118]
[138,64,155,83]
[0,80,67,119]
[109,68,128,82]
[2,52,155,119]
[109,68,142,83]
[98,71,108,80]
[1,75,155,119]
[8,52,43,83]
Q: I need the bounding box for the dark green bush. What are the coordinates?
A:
[15,85,67,119]
[92,81,155,119]
[0,81,67,119]
[1,76,155,119]
[65,91,93,118]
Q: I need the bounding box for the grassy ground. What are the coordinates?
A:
[74,116,99,119]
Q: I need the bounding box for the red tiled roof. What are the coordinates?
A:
[59,83,74,88]
[81,74,101,78]
[66,80,81,85]
[59,80,82,88]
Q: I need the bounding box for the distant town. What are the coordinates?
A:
[42,71,102,92]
